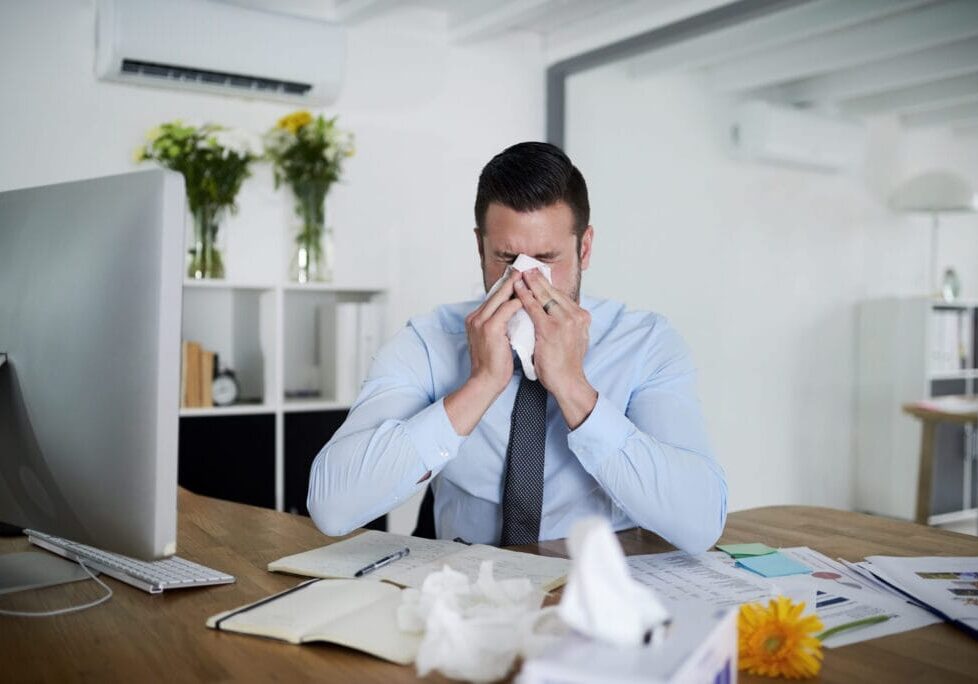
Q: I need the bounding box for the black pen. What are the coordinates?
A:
[354,547,411,577]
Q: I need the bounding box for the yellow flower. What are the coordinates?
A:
[739,597,824,679]
[132,145,146,163]
[277,110,313,135]
[144,126,162,143]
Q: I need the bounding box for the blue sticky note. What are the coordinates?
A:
[736,552,811,578]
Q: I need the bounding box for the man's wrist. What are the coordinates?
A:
[466,371,505,401]
[552,375,598,430]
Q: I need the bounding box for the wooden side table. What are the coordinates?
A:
[902,397,978,525]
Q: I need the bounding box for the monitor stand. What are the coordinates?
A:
[0,550,91,595]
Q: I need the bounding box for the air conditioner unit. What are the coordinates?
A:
[96,0,345,105]
[729,101,865,172]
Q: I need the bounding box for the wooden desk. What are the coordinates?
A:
[903,398,978,525]
[2,491,976,683]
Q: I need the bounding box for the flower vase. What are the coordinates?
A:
[290,188,333,283]
[188,205,225,279]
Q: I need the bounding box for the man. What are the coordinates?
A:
[307,142,727,552]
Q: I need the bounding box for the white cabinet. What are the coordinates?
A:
[856,297,977,528]
[180,279,385,511]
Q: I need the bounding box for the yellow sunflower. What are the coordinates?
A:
[276,110,313,135]
[739,596,824,679]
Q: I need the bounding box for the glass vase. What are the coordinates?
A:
[188,204,225,279]
[290,188,333,283]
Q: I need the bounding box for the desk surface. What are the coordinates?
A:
[2,491,977,683]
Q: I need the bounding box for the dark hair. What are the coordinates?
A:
[474,142,590,243]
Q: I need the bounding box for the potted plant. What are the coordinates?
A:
[135,121,262,279]
[264,111,354,283]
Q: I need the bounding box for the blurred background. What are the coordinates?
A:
[3,0,977,536]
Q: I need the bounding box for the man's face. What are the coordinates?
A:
[477,201,593,302]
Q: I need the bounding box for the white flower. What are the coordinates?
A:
[264,127,293,154]
[212,128,263,158]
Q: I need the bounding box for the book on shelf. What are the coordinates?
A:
[181,340,216,408]
[200,350,214,407]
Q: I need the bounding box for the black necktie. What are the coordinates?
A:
[500,374,548,546]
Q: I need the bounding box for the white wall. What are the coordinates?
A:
[0,0,544,533]
[0,0,543,316]
[566,65,978,513]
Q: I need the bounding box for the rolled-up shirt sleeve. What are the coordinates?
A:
[307,325,464,536]
[567,320,727,553]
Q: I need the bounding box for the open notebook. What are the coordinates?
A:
[206,578,420,664]
[268,530,570,592]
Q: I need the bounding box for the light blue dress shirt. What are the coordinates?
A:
[307,296,728,553]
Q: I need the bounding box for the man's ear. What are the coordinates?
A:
[579,225,594,271]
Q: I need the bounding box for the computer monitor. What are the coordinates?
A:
[0,168,185,561]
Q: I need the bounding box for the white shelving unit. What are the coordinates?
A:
[856,297,977,530]
[180,278,386,511]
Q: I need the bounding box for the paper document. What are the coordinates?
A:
[269,530,569,592]
[808,579,940,648]
[629,548,940,648]
[626,551,775,608]
[863,556,978,635]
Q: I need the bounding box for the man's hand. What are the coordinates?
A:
[514,269,597,429]
[444,269,523,436]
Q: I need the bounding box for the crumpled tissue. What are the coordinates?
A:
[558,516,671,646]
[397,561,546,682]
[484,254,553,381]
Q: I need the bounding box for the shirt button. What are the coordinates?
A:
[439,449,449,459]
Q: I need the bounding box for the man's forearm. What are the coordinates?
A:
[567,395,727,553]
[444,375,504,436]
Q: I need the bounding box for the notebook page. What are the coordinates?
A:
[385,544,570,592]
[268,530,465,580]
[207,579,390,640]
[207,579,419,664]
[308,584,421,665]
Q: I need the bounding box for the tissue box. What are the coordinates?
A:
[518,603,736,684]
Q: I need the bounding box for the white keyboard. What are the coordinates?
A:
[26,529,236,595]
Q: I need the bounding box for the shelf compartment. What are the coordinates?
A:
[182,286,276,408]
[282,288,383,405]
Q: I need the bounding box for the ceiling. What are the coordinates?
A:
[219,0,978,132]
[622,0,978,134]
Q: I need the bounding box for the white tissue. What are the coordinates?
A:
[558,517,671,647]
[485,254,553,381]
[397,561,546,682]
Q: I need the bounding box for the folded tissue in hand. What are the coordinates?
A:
[485,254,553,381]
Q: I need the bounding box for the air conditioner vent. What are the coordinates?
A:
[120,59,312,96]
